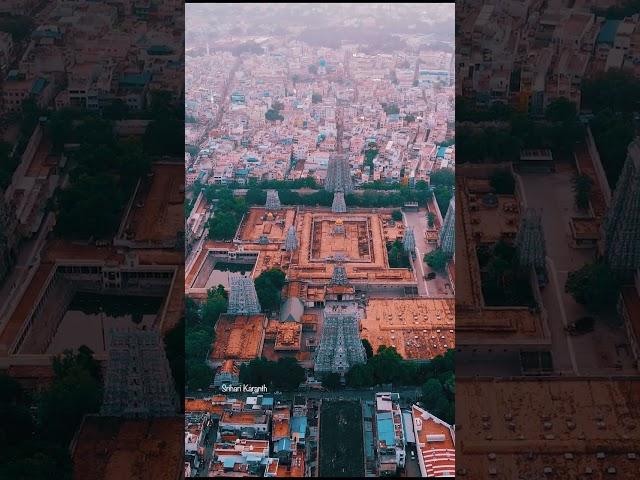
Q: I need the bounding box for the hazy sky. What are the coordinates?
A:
[186,3,454,48]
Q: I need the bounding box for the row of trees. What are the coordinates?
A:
[239,357,306,391]
[0,347,102,479]
[205,187,248,240]
[565,261,619,313]
[342,346,455,425]
[185,287,228,391]
[456,97,585,164]
[582,70,640,187]
[184,268,287,391]
[243,185,433,210]
[53,115,151,239]
[430,168,455,217]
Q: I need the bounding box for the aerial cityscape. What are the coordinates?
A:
[1,1,638,479]
[0,1,184,478]
[184,3,456,477]
[456,0,640,477]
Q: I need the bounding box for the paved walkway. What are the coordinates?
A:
[519,170,634,375]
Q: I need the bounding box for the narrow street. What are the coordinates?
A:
[402,209,452,298]
[519,170,634,375]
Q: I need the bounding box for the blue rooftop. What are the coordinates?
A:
[119,72,151,87]
[32,30,62,40]
[274,437,292,453]
[31,78,47,95]
[376,412,395,448]
[437,146,447,158]
[147,45,174,55]
[291,416,307,436]
[598,20,620,45]
[261,397,274,406]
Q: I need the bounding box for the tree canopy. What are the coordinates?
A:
[565,261,619,313]
[254,268,286,313]
[239,357,305,391]
[424,248,450,273]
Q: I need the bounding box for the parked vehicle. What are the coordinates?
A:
[565,316,595,335]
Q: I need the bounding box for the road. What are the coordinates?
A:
[519,169,634,375]
[188,386,423,403]
[402,209,452,298]
[195,57,242,148]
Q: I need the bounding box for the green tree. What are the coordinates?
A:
[202,289,227,324]
[265,109,284,121]
[0,15,35,41]
[369,346,404,385]
[56,174,125,239]
[272,357,305,391]
[421,378,445,408]
[427,212,436,228]
[424,248,449,273]
[321,373,341,390]
[490,169,515,195]
[391,210,403,222]
[430,168,454,187]
[240,358,273,387]
[565,261,619,313]
[47,109,77,153]
[346,364,374,387]
[415,179,429,190]
[382,103,400,115]
[185,296,201,325]
[185,329,213,360]
[572,174,593,210]
[38,348,102,444]
[254,268,286,313]
[362,339,374,359]
[144,116,183,155]
[186,362,214,391]
[102,99,129,120]
[433,185,453,217]
[545,97,577,123]
[207,214,239,240]
[312,93,322,104]
[405,114,415,123]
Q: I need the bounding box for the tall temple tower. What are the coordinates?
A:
[314,263,366,375]
[331,190,347,213]
[284,225,298,252]
[101,329,178,417]
[403,227,416,253]
[265,189,281,210]
[603,139,640,272]
[515,208,547,272]
[330,263,349,285]
[227,274,262,315]
[325,154,353,194]
[439,197,455,256]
